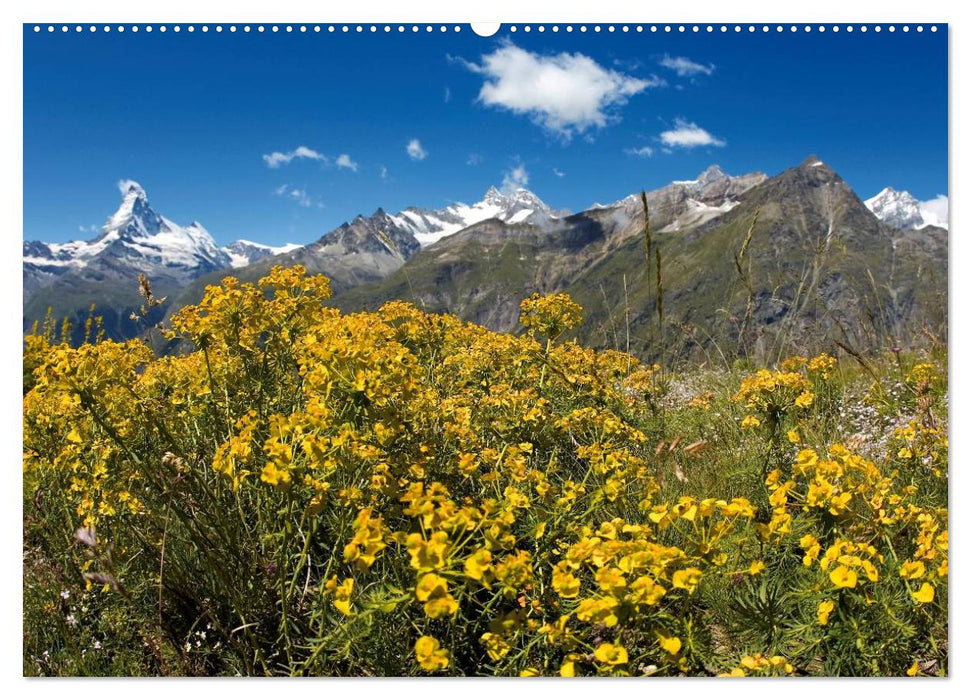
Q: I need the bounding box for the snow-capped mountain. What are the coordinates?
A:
[387,186,565,246]
[865,187,949,231]
[24,180,232,281]
[592,164,767,233]
[222,240,302,268]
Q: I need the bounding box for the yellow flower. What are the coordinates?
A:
[899,560,926,580]
[829,565,858,589]
[414,635,449,672]
[787,429,800,444]
[519,292,583,339]
[656,631,682,656]
[519,667,541,677]
[628,576,666,606]
[817,599,835,625]
[671,567,703,594]
[480,631,511,661]
[720,667,746,677]
[325,576,354,616]
[559,661,576,677]
[552,562,581,599]
[800,534,821,567]
[794,448,818,473]
[415,573,459,619]
[748,560,766,576]
[906,661,920,677]
[423,593,459,619]
[406,531,450,571]
[795,391,815,409]
[457,452,478,475]
[464,548,494,585]
[593,643,628,666]
[740,415,761,430]
[911,582,935,604]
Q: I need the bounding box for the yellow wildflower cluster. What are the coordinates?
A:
[720,654,795,677]
[21,266,948,677]
[519,292,583,340]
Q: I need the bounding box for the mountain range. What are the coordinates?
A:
[23,159,948,360]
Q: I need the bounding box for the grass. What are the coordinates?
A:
[22,265,948,677]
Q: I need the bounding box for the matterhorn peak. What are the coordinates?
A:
[118,179,147,199]
[104,178,162,237]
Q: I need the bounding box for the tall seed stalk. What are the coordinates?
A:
[733,209,760,354]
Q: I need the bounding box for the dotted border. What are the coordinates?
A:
[30,24,940,35]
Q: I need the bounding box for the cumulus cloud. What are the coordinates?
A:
[467,152,483,166]
[500,163,529,194]
[336,154,359,172]
[407,139,428,161]
[659,54,715,77]
[262,145,328,168]
[379,165,389,180]
[625,146,655,158]
[659,119,726,148]
[553,167,565,178]
[458,42,661,139]
[920,194,949,225]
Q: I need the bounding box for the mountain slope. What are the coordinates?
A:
[168,186,565,313]
[569,157,947,360]
[333,165,767,333]
[334,158,946,361]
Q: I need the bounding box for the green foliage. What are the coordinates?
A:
[22,266,948,677]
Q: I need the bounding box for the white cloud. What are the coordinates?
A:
[273,184,320,208]
[407,138,428,161]
[625,146,655,158]
[262,145,328,168]
[553,167,565,178]
[459,42,661,139]
[501,163,529,194]
[920,194,949,225]
[379,165,389,180]
[336,154,359,172]
[467,152,483,166]
[659,54,715,77]
[444,86,451,103]
[659,119,726,148]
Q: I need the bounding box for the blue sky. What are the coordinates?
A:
[24,25,947,246]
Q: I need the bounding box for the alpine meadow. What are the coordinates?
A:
[22,22,948,678]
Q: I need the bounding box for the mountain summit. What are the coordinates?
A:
[24,180,230,281]
[388,186,564,246]
[23,181,272,341]
[865,187,948,231]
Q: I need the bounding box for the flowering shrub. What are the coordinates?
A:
[23,267,947,676]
